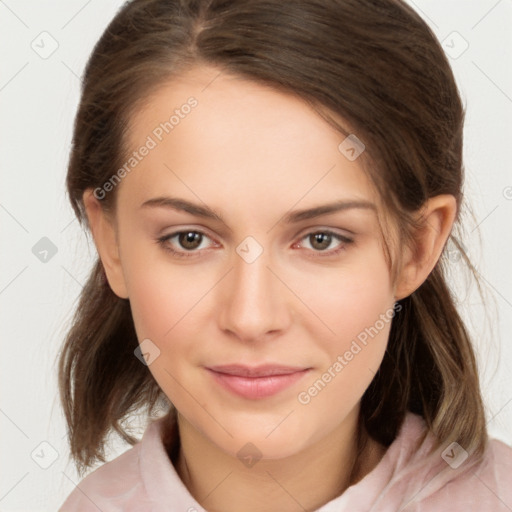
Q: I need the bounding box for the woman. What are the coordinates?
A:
[58,0,512,510]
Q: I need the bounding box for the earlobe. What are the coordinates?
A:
[82,189,129,299]
[394,194,457,301]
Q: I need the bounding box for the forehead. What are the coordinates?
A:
[119,65,377,217]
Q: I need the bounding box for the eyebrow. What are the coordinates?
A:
[140,196,376,225]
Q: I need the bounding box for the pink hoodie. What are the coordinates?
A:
[59,412,512,511]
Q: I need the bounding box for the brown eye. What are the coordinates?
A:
[309,232,332,251]
[178,231,203,250]
[157,230,214,258]
[296,230,353,257]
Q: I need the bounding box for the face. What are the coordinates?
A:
[106,65,398,459]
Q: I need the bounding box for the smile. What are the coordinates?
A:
[205,365,311,399]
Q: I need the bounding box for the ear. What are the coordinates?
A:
[393,194,457,301]
[82,189,129,299]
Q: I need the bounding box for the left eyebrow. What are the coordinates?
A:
[283,199,377,223]
[140,196,376,225]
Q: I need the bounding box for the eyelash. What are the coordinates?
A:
[156,229,353,259]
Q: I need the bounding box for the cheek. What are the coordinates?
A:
[295,318,391,435]
[122,256,208,404]
[294,244,394,350]
[121,242,208,340]
[293,246,395,403]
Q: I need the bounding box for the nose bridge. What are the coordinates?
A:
[219,237,289,341]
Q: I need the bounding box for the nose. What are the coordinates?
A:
[218,242,292,343]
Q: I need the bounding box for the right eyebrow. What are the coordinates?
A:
[141,196,225,222]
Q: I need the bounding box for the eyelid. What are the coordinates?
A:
[294,225,353,241]
[157,227,219,256]
[293,229,353,255]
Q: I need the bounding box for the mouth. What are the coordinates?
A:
[205,364,311,399]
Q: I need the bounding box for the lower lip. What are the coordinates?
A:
[207,369,310,399]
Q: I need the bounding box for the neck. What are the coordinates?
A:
[170,407,385,512]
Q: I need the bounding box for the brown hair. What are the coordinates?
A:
[58,0,487,476]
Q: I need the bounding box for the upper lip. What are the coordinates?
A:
[206,364,310,377]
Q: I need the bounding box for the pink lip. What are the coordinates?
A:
[206,365,311,399]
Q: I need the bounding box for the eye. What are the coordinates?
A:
[156,228,353,259]
[157,229,215,257]
[296,230,353,256]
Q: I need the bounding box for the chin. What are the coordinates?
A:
[210,415,318,461]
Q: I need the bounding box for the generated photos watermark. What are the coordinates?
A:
[297,302,402,405]
[93,96,198,200]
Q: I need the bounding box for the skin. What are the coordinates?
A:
[83,65,457,512]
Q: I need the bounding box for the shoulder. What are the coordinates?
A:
[424,437,512,511]
[393,415,512,511]
[58,421,163,512]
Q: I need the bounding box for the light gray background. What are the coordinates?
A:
[1,1,511,510]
